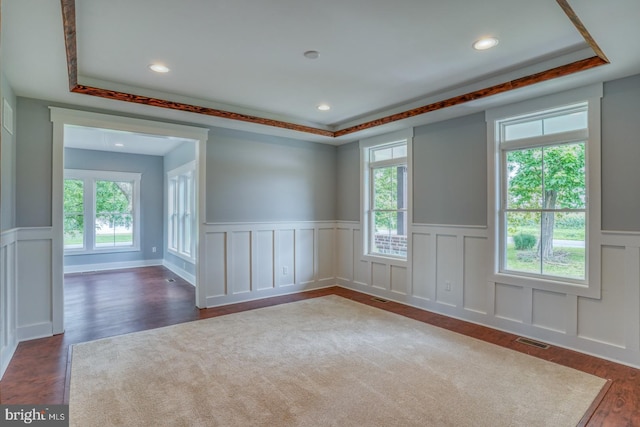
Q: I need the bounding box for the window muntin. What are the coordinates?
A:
[64,170,141,254]
[499,104,588,282]
[167,162,196,261]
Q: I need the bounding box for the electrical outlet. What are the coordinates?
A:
[445,281,452,291]
[282,266,288,275]
[152,246,157,253]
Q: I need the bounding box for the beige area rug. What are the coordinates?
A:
[69,295,606,427]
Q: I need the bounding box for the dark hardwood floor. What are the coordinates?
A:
[1,266,638,426]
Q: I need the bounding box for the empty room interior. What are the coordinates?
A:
[1,0,640,425]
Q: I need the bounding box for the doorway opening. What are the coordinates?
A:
[51,108,209,334]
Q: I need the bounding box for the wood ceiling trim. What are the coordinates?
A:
[334,56,606,137]
[556,0,609,63]
[60,0,608,139]
[69,84,336,137]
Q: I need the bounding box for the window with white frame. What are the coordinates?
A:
[494,101,597,285]
[361,130,412,260]
[167,161,196,261]
[64,169,141,253]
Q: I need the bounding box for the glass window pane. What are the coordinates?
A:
[372,211,407,257]
[505,212,541,275]
[95,213,133,247]
[372,147,392,162]
[506,147,543,209]
[543,111,587,135]
[64,179,84,249]
[542,143,586,209]
[392,145,407,158]
[504,120,542,141]
[96,181,133,215]
[542,213,585,279]
[64,214,84,249]
[373,166,398,210]
[95,180,134,249]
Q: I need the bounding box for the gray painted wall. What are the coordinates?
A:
[1,74,16,230]
[165,142,196,171]
[413,113,487,226]
[64,148,164,266]
[16,97,338,228]
[601,74,640,231]
[336,141,360,221]
[163,142,196,276]
[15,97,52,227]
[206,127,336,223]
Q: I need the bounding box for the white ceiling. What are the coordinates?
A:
[3,0,640,145]
[64,125,192,156]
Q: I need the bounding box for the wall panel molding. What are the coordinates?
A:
[202,221,336,307]
[338,222,640,369]
[0,229,18,379]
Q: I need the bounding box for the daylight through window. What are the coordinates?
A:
[64,170,140,253]
[498,104,588,281]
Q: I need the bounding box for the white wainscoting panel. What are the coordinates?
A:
[203,222,335,307]
[463,236,488,314]
[295,228,315,285]
[336,227,354,282]
[494,283,524,323]
[531,289,567,333]
[205,232,226,298]
[317,227,335,283]
[254,230,275,291]
[411,232,432,301]
[435,235,457,307]
[390,265,407,295]
[352,228,370,287]
[577,245,627,348]
[0,229,18,379]
[337,222,640,368]
[371,262,388,291]
[229,231,251,295]
[277,229,295,287]
[16,227,54,341]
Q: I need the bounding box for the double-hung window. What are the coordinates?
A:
[167,161,196,261]
[64,169,141,253]
[489,85,602,296]
[361,129,412,260]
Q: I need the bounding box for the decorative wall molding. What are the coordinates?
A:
[201,221,336,307]
[336,221,640,369]
[5,220,639,373]
[0,229,18,379]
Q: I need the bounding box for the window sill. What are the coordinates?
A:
[64,247,140,256]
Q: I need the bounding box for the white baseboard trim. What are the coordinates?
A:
[17,321,53,342]
[205,283,335,308]
[163,260,196,285]
[0,339,18,380]
[64,259,163,274]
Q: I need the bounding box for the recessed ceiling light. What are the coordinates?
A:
[149,63,170,73]
[114,143,124,147]
[304,50,320,59]
[317,104,331,111]
[473,37,499,51]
